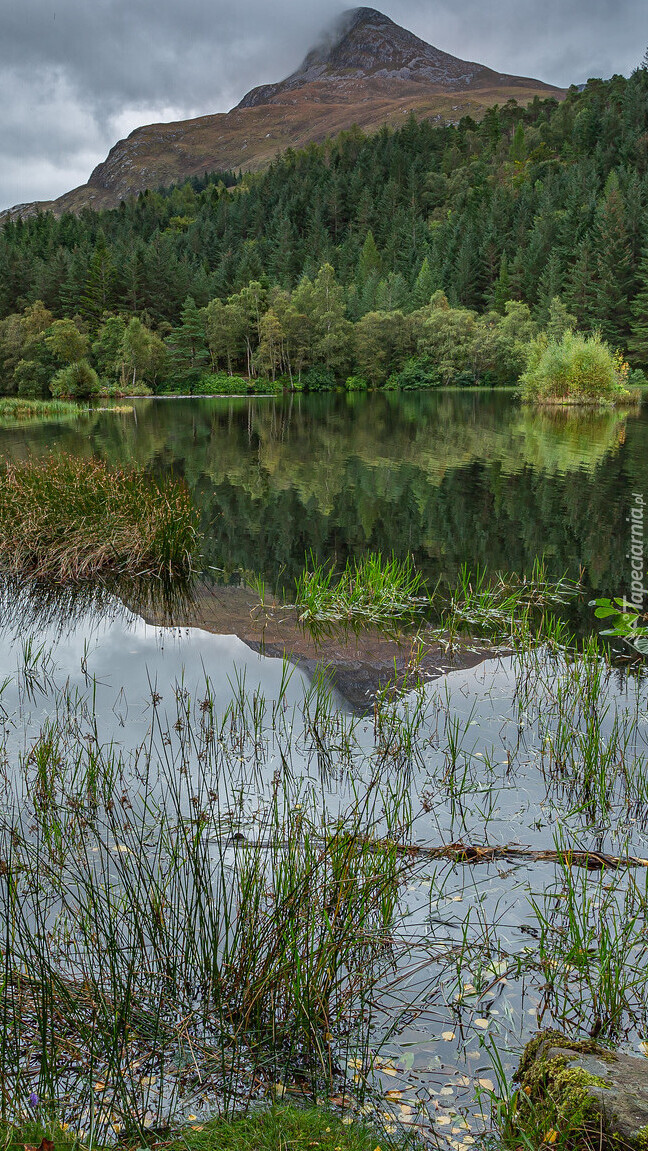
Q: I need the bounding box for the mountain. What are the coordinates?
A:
[4,8,564,219]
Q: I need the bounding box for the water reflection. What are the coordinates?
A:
[0,393,642,614]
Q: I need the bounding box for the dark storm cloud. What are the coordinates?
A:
[1,0,646,209]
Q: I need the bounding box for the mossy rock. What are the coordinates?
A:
[514,1030,648,1150]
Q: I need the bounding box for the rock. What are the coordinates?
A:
[516,1031,648,1150]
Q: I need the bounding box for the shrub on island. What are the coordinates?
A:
[519,331,637,406]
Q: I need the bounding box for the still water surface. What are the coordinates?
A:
[0,393,646,1141]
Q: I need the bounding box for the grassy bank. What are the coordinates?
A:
[0,453,198,581]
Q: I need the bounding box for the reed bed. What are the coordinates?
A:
[294,553,426,629]
[0,454,198,582]
[0,398,83,421]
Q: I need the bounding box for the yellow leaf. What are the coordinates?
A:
[384,1089,402,1100]
[544,1130,558,1144]
[442,1030,456,1041]
[474,1018,489,1029]
[190,1125,204,1131]
[478,1078,495,1091]
[341,1116,353,1125]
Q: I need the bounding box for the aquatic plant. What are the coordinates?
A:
[0,453,198,582]
[294,553,426,629]
[591,596,648,656]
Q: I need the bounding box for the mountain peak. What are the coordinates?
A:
[237,7,508,109]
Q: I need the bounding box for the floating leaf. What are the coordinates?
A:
[474,1018,490,1029]
[478,1078,495,1092]
[442,1030,456,1041]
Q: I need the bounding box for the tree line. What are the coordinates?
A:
[2,65,648,395]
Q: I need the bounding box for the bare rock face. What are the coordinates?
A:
[237,6,506,107]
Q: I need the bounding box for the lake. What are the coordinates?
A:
[0,391,646,1145]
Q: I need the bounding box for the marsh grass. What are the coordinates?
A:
[0,398,83,424]
[0,670,424,1138]
[166,1105,404,1150]
[294,554,426,631]
[291,553,579,651]
[0,454,198,582]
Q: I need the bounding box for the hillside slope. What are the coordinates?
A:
[5,7,564,218]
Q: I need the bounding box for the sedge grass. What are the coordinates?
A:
[0,454,198,582]
[0,675,421,1136]
[0,398,83,422]
[294,553,426,630]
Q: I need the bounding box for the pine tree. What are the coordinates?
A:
[412,257,437,308]
[79,233,116,331]
[629,253,648,365]
[168,296,209,386]
[492,255,511,314]
[593,173,635,344]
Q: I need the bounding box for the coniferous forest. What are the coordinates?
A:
[2,68,648,396]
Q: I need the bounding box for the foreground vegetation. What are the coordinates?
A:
[3,68,648,397]
[0,1106,396,1151]
[0,454,198,581]
[0,557,647,1145]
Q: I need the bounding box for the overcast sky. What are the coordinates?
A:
[1,0,646,211]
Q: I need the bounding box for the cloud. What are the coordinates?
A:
[0,0,646,209]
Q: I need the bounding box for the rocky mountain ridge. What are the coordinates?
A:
[2,7,564,220]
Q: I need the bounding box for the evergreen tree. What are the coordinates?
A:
[629,253,648,365]
[412,257,437,308]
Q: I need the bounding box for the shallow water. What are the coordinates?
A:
[0,392,647,1144]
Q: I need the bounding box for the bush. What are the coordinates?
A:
[193,373,250,395]
[344,375,368,391]
[300,366,337,392]
[386,357,441,390]
[50,359,102,399]
[519,331,630,404]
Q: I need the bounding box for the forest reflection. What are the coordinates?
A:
[0,392,643,623]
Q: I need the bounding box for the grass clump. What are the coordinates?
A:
[0,453,198,581]
[294,553,426,628]
[167,1105,396,1151]
[0,397,83,422]
[520,330,636,406]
